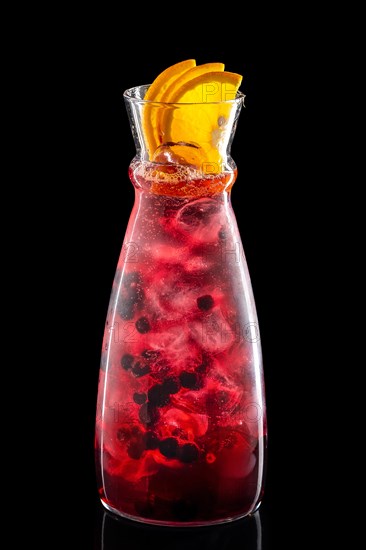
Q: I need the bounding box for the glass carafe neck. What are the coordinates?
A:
[123,85,244,175]
[128,156,237,197]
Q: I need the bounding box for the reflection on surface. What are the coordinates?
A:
[95,506,262,550]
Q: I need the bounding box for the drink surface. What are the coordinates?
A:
[95,159,267,525]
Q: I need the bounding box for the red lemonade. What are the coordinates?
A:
[95,159,267,525]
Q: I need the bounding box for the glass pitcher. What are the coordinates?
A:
[95,84,267,526]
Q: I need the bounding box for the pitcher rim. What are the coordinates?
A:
[123,84,245,106]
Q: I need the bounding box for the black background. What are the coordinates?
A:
[36,23,321,549]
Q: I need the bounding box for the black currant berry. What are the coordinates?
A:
[121,354,134,370]
[147,384,170,407]
[143,431,159,450]
[136,317,151,334]
[159,437,179,459]
[178,443,199,463]
[197,295,214,311]
[127,440,144,459]
[132,362,151,377]
[162,377,180,395]
[133,392,147,404]
[179,371,202,390]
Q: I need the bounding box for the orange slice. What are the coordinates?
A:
[142,61,243,172]
[143,59,196,156]
[144,59,196,101]
[159,62,225,102]
[156,62,225,148]
[162,71,243,171]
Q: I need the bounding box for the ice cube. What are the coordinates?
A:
[189,307,235,354]
[159,408,208,440]
[117,453,160,482]
[175,198,225,245]
[205,381,243,425]
[145,267,200,322]
[149,243,189,264]
[183,251,215,274]
[142,324,196,374]
[171,381,242,423]
[215,432,256,480]
[152,141,204,169]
